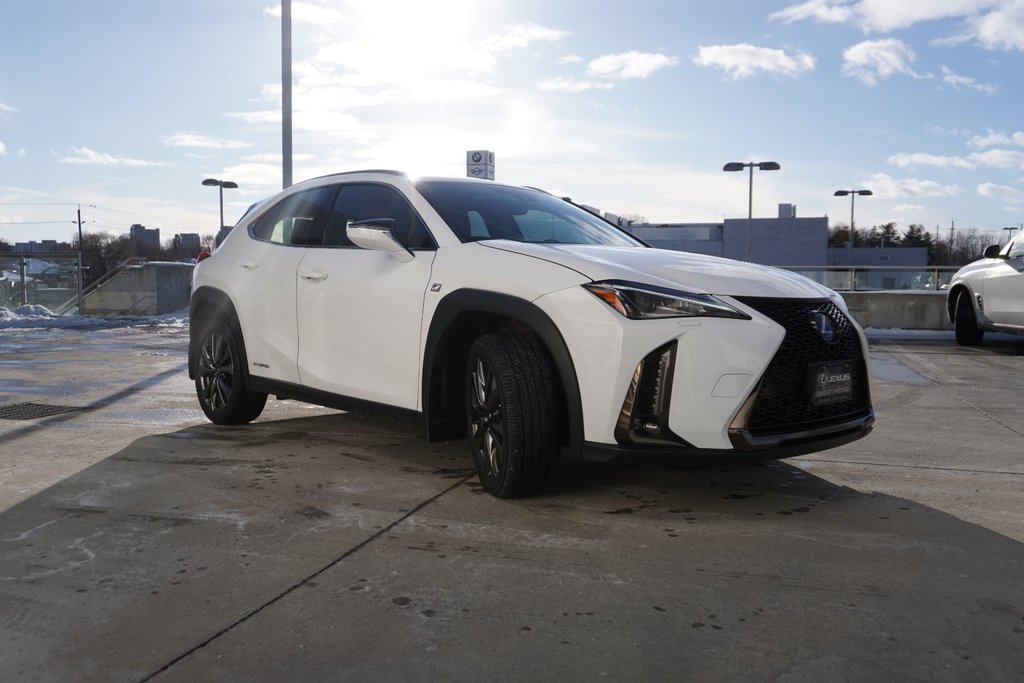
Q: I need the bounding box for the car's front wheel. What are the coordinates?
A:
[194,319,268,424]
[466,332,560,498]
[954,291,984,346]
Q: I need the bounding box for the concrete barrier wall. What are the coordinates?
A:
[82,263,193,316]
[843,291,951,330]
[75,264,953,329]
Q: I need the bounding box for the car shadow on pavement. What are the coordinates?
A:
[2,411,1023,681]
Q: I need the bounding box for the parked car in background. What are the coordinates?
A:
[189,171,874,498]
[947,233,1024,345]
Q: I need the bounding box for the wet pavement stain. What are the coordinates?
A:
[296,506,330,519]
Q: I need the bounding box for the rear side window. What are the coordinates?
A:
[324,184,434,249]
[251,187,333,246]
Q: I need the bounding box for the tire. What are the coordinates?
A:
[954,291,984,346]
[466,332,561,499]
[194,318,268,424]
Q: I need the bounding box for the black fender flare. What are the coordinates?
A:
[422,289,585,458]
[189,286,248,380]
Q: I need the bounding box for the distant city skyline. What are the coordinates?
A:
[2,1,1023,246]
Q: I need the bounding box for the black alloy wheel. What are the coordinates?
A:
[466,332,560,498]
[954,291,984,346]
[195,319,267,424]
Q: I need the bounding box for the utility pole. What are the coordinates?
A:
[77,205,84,313]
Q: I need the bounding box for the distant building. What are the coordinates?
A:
[624,204,828,266]
[13,240,60,253]
[216,225,233,247]
[177,233,201,252]
[129,224,160,248]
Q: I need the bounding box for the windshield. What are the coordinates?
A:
[416,180,645,247]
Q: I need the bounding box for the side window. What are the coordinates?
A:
[1009,235,1024,259]
[324,184,435,249]
[251,187,332,246]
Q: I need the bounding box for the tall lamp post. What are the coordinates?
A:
[202,178,239,233]
[723,161,781,261]
[834,189,872,268]
[1004,226,1019,243]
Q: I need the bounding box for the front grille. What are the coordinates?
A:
[737,297,870,436]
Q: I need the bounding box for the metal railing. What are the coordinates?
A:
[53,257,148,314]
[779,266,960,292]
[1,252,82,311]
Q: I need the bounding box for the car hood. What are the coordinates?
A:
[483,242,835,299]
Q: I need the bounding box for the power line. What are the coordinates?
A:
[0,220,76,225]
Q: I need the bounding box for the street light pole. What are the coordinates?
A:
[834,189,873,267]
[723,161,780,262]
[202,178,239,230]
[1004,226,1018,243]
[282,0,293,189]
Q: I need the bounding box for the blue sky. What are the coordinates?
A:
[2,0,1023,246]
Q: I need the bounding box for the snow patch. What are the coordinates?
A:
[0,305,189,330]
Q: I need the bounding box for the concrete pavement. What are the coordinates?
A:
[1,323,1022,681]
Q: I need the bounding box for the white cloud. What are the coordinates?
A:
[162,132,253,150]
[887,152,974,169]
[854,0,997,32]
[0,140,6,155]
[842,39,930,85]
[940,66,997,95]
[480,23,569,52]
[559,54,584,65]
[692,44,815,79]
[769,1,1007,34]
[968,149,1024,168]
[537,77,615,93]
[977,182,1024,202]
[972,0,1024,51]
[587,51,680,80]
[769,0,854,24]
[263,2,344,25]
[0,102,16,113]
[968,129,1024,147]
[864,172,964,198]
[894,203,926,212]
[59,147,168,167]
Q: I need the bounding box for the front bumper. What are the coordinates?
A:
[538,288,874,462]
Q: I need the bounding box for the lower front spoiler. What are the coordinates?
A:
[580,411,874,467]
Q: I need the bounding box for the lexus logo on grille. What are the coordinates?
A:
[811,311,837,342]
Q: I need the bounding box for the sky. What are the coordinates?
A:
[1,0,1023,247]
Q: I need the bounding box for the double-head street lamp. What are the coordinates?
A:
[202,178,239,230]
[834,189,873,265]
[1004,226,1019,243]
[723,161,781,261]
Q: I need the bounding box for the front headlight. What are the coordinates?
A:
[583,280,750,320]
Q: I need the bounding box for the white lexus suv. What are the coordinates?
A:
[189,171,873,498]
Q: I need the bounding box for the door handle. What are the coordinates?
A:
[299,269,328,282]
[238,258,259,271]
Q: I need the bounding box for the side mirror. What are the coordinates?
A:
[347,219,414,263]
[983,244,1003,259]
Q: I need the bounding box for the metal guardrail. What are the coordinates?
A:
[779,266,961,292]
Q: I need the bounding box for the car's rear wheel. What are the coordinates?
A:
[195,319,268,424]
[954,291,984,346]
[466,332,560,498]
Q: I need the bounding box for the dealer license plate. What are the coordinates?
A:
[809,361,853,406]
